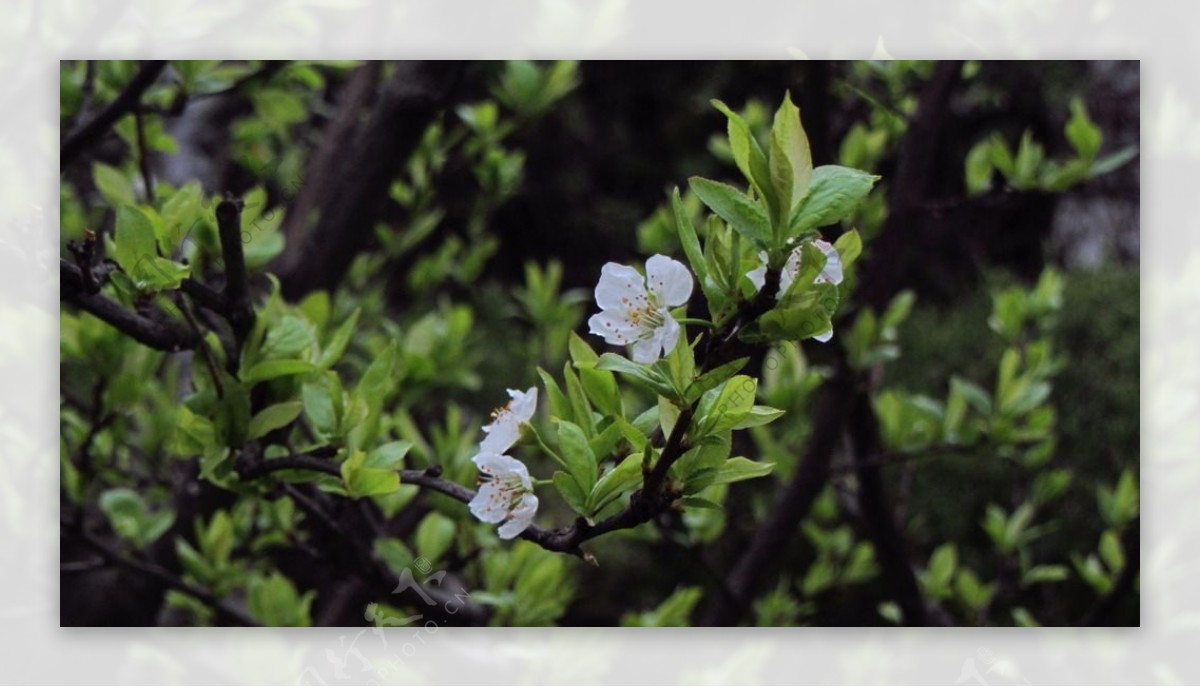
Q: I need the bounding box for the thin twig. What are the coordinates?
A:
[68,526,258,626]
[175,293,223,397]
[61,260,198,352]
[216,198,254,348]
[133,105,154,202]
[61,60,167,169]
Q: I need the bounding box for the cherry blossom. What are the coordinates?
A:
[479,387,538,454]
[587,254,694,364]
[468,452,539,539]
[747,239,844,342]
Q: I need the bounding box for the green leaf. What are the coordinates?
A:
[247,572,314,627]
[833,229,863,272]
[1022,564,1069,586]
[553,471,588,516]
[768,92,813,218]
[671,187,712,300]
[709,456,775,486]
[568,331,600,366]
[1089,145,1138,178]
[316,308,361,371]
[259,315,316,361]
[340,449,400,497]
[579,367,622,418]
[365,441,413,469]
[1011,607,1040,628]
[689,176,772,247]
[695,375,758,435]
[926,544,958,592]
[247,401,303,440]
[93,162,135,206]
[301,382,337,437]
[621,586,703,627]
[788,165,878,235]
[685,356,749,404]
[964,138,994,195]
[1099,530,1125,572]
[375,538,415,576]
[587,454,643,514]
[562,363,593,438]
[587,421,625,462]
[1064,97,1102,162]
[731,405,786,430]
[415,513,456,564]
[537,367,571,420]
[556,420,598,492]
[99,488,147,544]
[955,569,995,610]
[597,353,677,400]
[113,205,159,279]
[242,359,315,385]
[710,100,776,212]
[754,289,833,342]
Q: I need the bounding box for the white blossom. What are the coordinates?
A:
[468,452,539,539]
[479,387,538,454]
[587,254,694,364]
[746,239,843,342]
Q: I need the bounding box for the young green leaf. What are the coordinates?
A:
[768,92,813,218]
[247,401,303,440]
[556,420,598,492]
[553,471,588,516]
[708,456,775,486]
[689,177,772,248]
[587,454,643,515]
[788,165,878,235]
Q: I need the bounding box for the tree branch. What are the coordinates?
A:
[215,198,254,347]
[275,61,464,299]
[67,525,258,626]
[61,60,167,169]
[61,260,198,352]
[701,364,855,626]
[846,384,942,626]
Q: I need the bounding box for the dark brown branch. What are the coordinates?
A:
[68,526,258,626]
[61,60,167,169]
[701,61,967,626]
[275,61,464,299]
[846,385,938,626]
[701,364,855,626]
[280,483,487,625]
[61,260,198,352]
[215,198,254,347]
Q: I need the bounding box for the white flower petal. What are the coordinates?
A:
[746,265,767,292]
[630,325,666,364]
[480,423,520,454]
[469,481,508,523]
[814,240,843,285]
[507,387,538,425]
[472,452,531,484]
[778,247,803,298]
[595,262,648,311]
[497,494,538,539]
[645,254,694,307]
[657,313,681,360]
[588,311,641,346]
[813,328,834,343]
